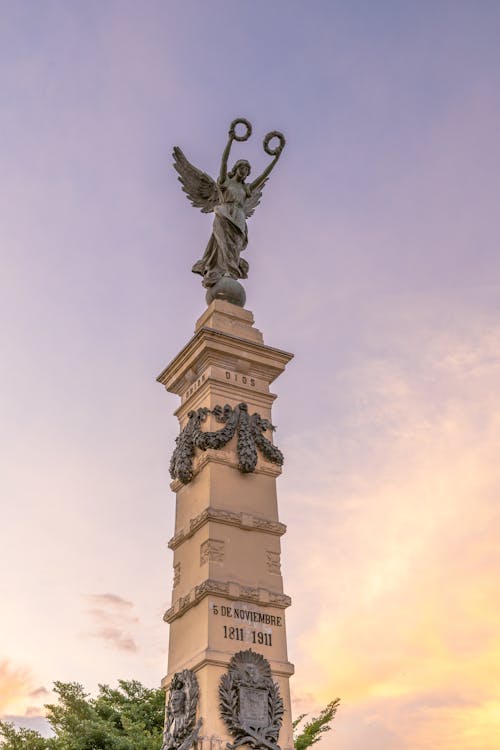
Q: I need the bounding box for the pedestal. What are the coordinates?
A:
[157,300,294,750]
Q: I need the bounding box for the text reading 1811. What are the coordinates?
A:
[223,626,272,647]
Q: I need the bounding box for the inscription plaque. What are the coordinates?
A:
[239,686,268,728]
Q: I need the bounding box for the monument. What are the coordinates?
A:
[158,118,293,750]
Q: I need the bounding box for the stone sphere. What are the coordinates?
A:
[206,276,246,307]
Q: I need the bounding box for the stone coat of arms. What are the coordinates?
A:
[219,649,284,750]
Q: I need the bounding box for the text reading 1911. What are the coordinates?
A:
[223,626,273,647]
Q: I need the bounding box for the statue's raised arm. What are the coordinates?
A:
[218,118,252,183]
[250,131,286,192]
[172,118,285,307]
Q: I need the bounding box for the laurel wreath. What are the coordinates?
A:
[263,131,285,156]
[170,404,283,484]
[229,118,252,142]
[219,671,241,735]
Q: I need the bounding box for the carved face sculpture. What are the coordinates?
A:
[171,688,186,716]
[234,160,251,181]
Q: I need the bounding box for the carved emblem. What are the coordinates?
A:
[162,669,202,750]
[170,403,283,484]
[219,650,283,750]
[200,539,225,565]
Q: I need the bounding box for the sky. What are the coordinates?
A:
[1,1,500,748]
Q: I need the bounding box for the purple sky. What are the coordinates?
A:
[1,3,500,748]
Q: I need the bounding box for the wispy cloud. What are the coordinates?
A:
[25,706,45,718]
[1,5,499,749]
[87,627,137,653]
[0,660,33,716]
[86,593,135,609]
[82,593,139,653]
[287,319,500,749]
[28,687,49,700]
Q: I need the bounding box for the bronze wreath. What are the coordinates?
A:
[229,118,252,142]
[263,131,285,156]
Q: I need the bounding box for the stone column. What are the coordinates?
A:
[157,300,294,750]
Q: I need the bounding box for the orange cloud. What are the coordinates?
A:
[287,323,500,749]
[0,659,38,717]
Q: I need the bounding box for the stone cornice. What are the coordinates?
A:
[156,326,293,396]
[161,648,294,690]
[161,648,295,689]
[174,377,277,421]
[169,448,282,492]
[164,579,292,623]
[169,506,287,550]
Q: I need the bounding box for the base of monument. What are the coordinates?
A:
[205,276,246,307]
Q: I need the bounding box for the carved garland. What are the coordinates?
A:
[170,403,283,484]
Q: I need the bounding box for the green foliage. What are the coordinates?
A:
[0,723,55,750]
[293,699,340,750]
[1,680,338,750]
[0,680,165,750]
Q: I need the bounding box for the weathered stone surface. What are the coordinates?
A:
[168,507,286,551]
[219,650,283,750]
[164,580,292,624]
[206,276,246,308]
[162,670,202,750]
[159,302,294,750]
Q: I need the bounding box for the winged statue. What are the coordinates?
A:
[173,118,285,306]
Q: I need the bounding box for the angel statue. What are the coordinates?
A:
[173,117,285,306]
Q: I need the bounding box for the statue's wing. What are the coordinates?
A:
[172,146,218,213]
[244,178,268,219]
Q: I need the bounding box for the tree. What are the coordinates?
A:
[1,680,338,750]
[292,699,340,750]
[0,680,165,750]
[0,723,52,750]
